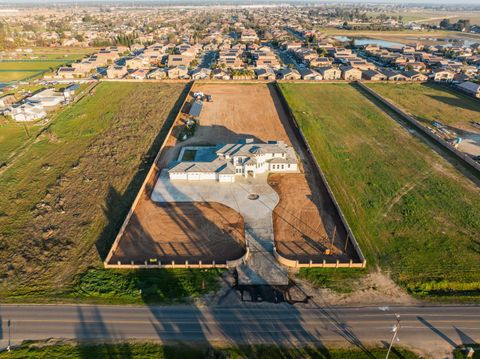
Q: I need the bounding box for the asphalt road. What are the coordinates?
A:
[0,304,479,357]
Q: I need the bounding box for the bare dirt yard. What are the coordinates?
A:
[109,201,245,265]
[110,83,353,267]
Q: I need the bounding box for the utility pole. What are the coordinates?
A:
[385,314,401,359]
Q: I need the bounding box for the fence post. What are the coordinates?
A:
[171,260,175,269]
[322,259,326,268]
[336,260,339,268]
[185,260,189,268]
[199,260,202,269]
[309,260,312,268]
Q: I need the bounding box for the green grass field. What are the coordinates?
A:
[0,342,421,359]
[0,47,95,82]
[280,83,480,300]
[0,118,43,165]
[0,81,188,301]
[366,83,480,128]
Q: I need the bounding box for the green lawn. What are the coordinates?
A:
[0,342,422,359]
[280,83,480,300]
[366,82,480,128]
[0,81,188,301]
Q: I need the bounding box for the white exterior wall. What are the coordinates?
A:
[200,172,217,180]
[170,172,188,180]
[219,174,235,182]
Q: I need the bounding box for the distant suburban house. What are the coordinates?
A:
[340,66,362,81]
[255,68,276,80]
[277,68,301,80]
[212,68,231,80]
[401,71,428,82]
[380,69,408,81]
[106,65,128,79]
[147,68,168,80]
[168,66,189,79]
[127,68,149,80]
[168,139,298,183]
[190,68,212,80]
[317,66,341,80]
[56,66,87,79]
[431,68,455,82]
[167,54,193,67]
[362,70,387,81]
[309,57,331,68]
[456,81,480,98]
[299,68,322,80]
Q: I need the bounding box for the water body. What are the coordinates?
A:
[334,36,404,48]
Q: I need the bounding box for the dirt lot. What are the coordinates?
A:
[269,173,356,263]
[109,201,245,265]
[111,83,353,267]
[158,83,296,168]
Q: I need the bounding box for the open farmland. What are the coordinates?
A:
[0,81,186,299]
[279,83,480,299]
[0,47,95,82]
[109,83,351,270]
[367,82,480,157]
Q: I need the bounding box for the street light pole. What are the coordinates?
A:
[385,314,401,359]
[7,319,11,352]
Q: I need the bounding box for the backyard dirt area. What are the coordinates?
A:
[110,83,353,267]
[109,201,245,265]
[269,173,356,263]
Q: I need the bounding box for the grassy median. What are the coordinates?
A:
[0,81,187,300]
[279,83,480,300]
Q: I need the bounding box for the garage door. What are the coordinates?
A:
[187,173,201,180]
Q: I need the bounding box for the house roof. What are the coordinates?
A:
[457,81,480,93]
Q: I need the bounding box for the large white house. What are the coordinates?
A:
[168,139,298,183]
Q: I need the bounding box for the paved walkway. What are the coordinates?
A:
[152,171,288,285]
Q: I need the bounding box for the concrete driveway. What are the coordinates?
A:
[152,171,288,285]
